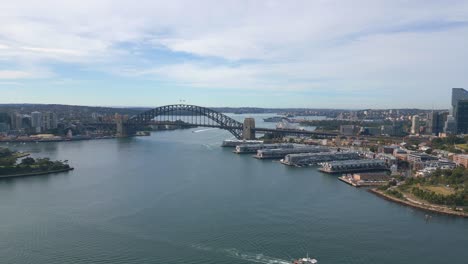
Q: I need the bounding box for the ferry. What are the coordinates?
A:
[292,256,318,264]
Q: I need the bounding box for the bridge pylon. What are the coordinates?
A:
[243,118,256,140]
[116,115,127,137]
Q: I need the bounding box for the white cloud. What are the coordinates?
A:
[0,0,468,107]
[0,69,53,79]
[0,70,33,79]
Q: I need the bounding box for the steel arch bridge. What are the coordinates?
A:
[127,104,245,139]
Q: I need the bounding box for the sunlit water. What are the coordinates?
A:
[0,114,467,264]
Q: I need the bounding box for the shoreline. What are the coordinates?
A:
[369,188,468,218]
[0,167,74,179]
[0,137,115,143]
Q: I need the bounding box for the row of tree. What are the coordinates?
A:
[411,187,466,206]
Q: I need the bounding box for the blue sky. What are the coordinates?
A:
[1,0,468,109]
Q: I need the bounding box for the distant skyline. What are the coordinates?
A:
[1,0,468,109]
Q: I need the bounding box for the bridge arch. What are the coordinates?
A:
[129,104,245,139]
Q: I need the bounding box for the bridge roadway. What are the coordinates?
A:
[85,120,338,139]
[252,127,338,138]
[83,104,341,139]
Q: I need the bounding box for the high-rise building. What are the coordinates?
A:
[9,112,23,130]
[41,112,58,131]
[0,113,10,133]
[427,111,449,135]
[411,115,420,134]
[444,115,457,134]
[451,88,468,134]
[31,111,43,133]
[456,100,468,134]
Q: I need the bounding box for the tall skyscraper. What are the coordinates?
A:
[452,88,468,134]
[41,112,58,131]
[9,112,23,130]
[411,115,420,134]
[444,115,457,134]
[427,111,449,135]
[31,111,43,133]
[457,100,468,134]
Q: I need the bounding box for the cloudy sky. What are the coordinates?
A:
[1,0,468,108]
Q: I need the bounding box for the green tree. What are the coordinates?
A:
[21,157,35,166]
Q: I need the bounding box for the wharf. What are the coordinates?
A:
[319,159,388,174]
[233,143,295,154]
[254,146,329,159]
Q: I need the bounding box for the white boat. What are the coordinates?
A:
[292,255,318,264]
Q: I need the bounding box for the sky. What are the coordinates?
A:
[1,0,468,109]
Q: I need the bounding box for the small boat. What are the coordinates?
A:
[292,255,318,264]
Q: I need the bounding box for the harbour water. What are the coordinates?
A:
[0,115,467,264]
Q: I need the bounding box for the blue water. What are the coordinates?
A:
[0,116,467,264]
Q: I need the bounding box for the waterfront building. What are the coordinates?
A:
[281,151,360,166]
[319,159,387,174]
[234,143,295,154]
[411,115,420,134]
[221,139,263,147]
[255,146,330,159]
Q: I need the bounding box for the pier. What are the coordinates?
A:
[319,159,388,174]
[281,152,360,167]
[221,139,263,147]
[254,146,330,159]
[234,143,295,154]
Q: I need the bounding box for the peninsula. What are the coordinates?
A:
[371,167,468,217]
[0,147,73,179]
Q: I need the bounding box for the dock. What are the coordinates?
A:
[254,146,330,159]
[234,143,295,154]
[319,159,388,174]
[280,151,360,166]
[221,139,263,147]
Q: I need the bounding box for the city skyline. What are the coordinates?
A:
[1,1,468,108]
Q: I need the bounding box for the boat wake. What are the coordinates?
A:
[224,249,290,264]
[193,128,216,133]
[190,244,290,264]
